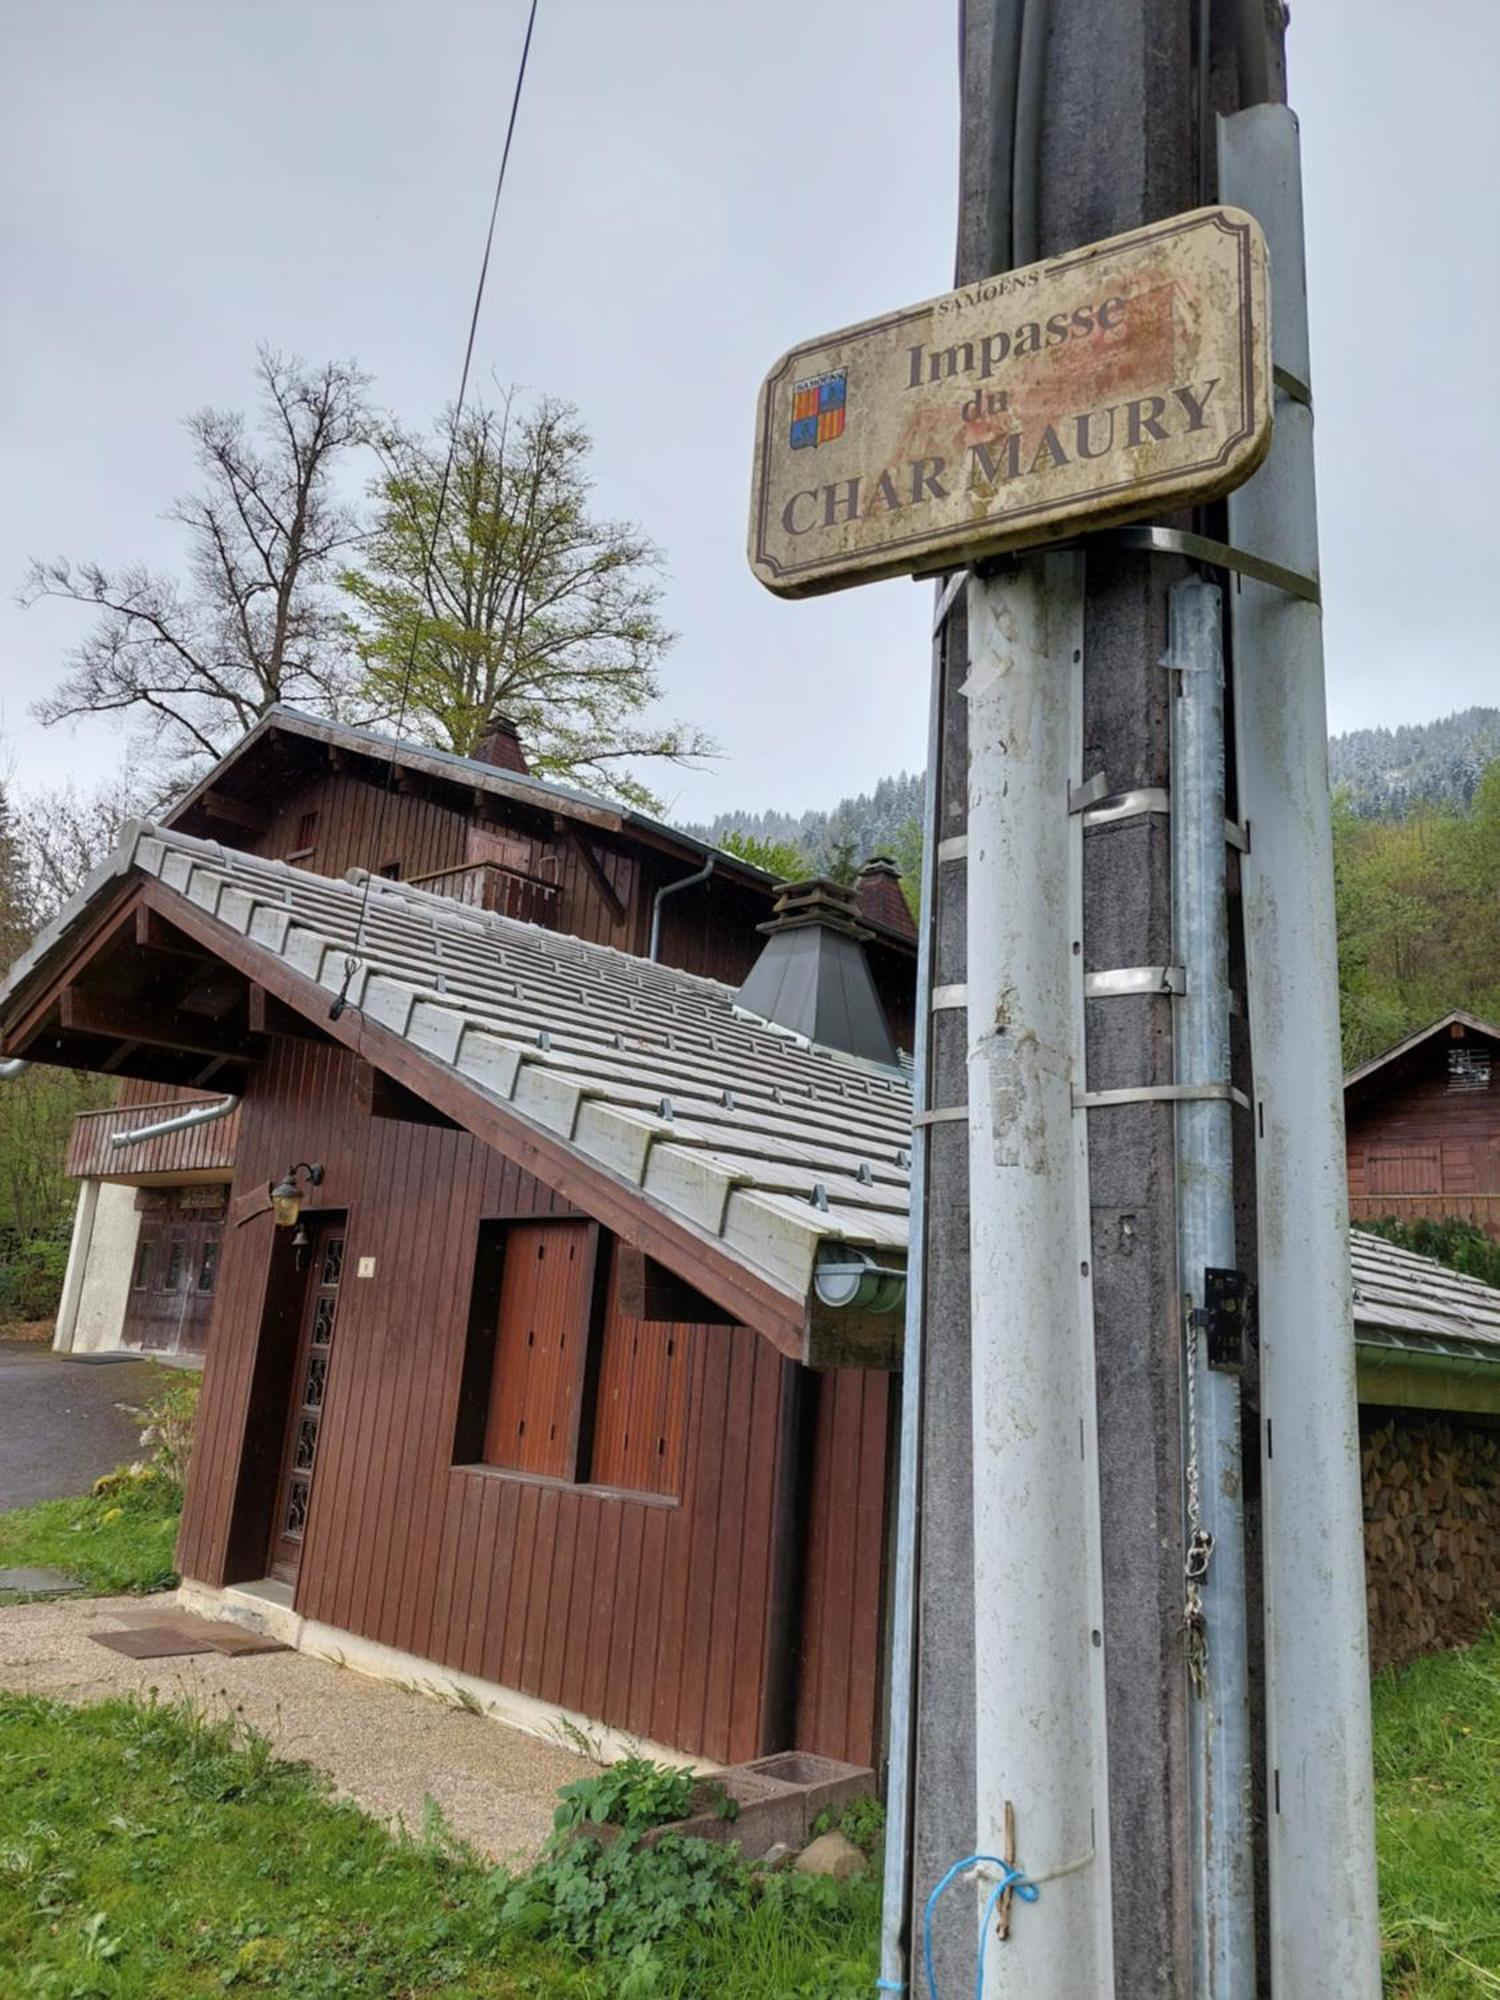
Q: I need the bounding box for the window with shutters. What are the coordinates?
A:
[455,1224,691,1500]
[1367,1145,1441,1195]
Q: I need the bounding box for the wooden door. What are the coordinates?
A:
[122,1213,223,1356]
[269,1221,346,1585]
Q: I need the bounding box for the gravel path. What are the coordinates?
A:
[0,1592,599,1863]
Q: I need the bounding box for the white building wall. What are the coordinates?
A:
[54,1179,141,1355]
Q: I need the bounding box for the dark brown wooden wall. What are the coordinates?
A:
[176,1037,891,1767]
[249,771,471,884]
[1347,1058,1500,1202]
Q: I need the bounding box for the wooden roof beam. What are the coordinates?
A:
[197,789,269,834]
[59,986,256,1060]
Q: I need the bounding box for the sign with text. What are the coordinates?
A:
[748,206,1270,597]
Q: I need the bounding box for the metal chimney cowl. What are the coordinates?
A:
[733,878,900,1068]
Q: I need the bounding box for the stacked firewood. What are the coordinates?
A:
[1362,1415,1500,1672]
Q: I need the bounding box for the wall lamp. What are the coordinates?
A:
[813,1246,907,1315]
[270,1161,324,1228]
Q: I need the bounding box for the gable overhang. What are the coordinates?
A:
[1344,1008,1500,1116]
[2,863,896,1371]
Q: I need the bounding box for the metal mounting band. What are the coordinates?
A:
[936,835,968,863]
[1084,966,1186,999]
[1273,365,1312,408]
[1068,772,1111,813]
[912,1105,969,1126]
[931,984,968,1011]
[1073,1081,1251,1111]
[1072,525,1321,606]
[1080,786,1169,827]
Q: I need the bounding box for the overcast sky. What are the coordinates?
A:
[2,1,1495,827]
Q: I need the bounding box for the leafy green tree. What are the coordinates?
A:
[717,829,809,879]
[343,395,715,811]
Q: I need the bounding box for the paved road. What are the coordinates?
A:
[0,1343,168,1510]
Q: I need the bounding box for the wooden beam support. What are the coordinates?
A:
[197,789,268,833]
[60,986,255,1060]
[135,907,210,957]
[248,986,330,1042]
[616,1247,738,1326]
[565,827,628,926]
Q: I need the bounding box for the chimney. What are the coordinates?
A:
[734,878,899,1067]
[854,854,917,942]
[470,715,529,774]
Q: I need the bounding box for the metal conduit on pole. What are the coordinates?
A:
[1168,577,1256,1995]
[967,555,1113,2000]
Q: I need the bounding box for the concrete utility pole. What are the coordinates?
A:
[895,4,1379,1996]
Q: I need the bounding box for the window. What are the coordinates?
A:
[163,1239,186,1291]
[287,810,320,865]
[455,1226,691,1499]
[131,1237,154,1289]
[197,1239,220,1293]
[379,859,402,880]
[1448,1046,1492,1093]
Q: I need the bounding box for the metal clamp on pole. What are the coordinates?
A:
[1073,1081,1250,1111]
[1084,966,1186,999]
[1055,524,1320,606]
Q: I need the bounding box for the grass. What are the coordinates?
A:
[0,1692,880,1998]
[0,1474,183,1601]
[1372,1622,1500,1996]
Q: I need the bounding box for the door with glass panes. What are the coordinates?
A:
[269,1221,345,1584]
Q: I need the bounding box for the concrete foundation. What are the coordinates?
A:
[55,1180,141,1356]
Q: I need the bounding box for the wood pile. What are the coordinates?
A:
[1363,1415,1500,1671]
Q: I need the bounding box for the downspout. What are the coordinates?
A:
[110,1095,240,1150]
[648,855,715,963]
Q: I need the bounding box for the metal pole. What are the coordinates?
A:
[967,556,1113,1999]
[1168,578,1256,1995]
[1220,102,1382,1996]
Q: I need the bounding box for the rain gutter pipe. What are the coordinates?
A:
[1169,577,1256,1998]
[648,855,715,963]
[0,1059,32,1079]
[110,1094,241,1149]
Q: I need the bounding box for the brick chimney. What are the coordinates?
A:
[734,878,899,1067]
[470,715,529,774]
[855,855,917,942]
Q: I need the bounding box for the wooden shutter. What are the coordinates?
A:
[483,1221,595,1477]
[1367,1145,1440,1196]
[589,1247,692,1497]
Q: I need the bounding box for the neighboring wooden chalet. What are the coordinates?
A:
[5,825,906,1766]
[52,707,917,1360]
[7,824,1500,1767]
[1345,1010,1500,1239]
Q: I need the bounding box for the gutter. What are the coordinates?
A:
[648,854,715,962]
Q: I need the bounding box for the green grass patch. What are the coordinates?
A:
[0,1473,184,1599]
[1373,1621,1500,1995]
[0,1692,879,1997]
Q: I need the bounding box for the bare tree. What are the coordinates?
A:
[342,394,715,811]
[22,348,371,776]
[13,774,158,933]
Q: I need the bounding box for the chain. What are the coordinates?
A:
[1182,1295,1214,1698]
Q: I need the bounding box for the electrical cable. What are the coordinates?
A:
[333,0,540,1019]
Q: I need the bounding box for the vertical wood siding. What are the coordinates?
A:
[1347,1045,1500,1230]
[175,1039,883,1767]
[483,1221,593,1476]
[794,1369,892,1768]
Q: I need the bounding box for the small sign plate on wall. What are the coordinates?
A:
[748,205,1271,597]
[357,1256,377,1279]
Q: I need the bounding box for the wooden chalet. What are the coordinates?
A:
[5,822,907,1767]
[1345,1010,1500,1239]
[51,708,916,1362]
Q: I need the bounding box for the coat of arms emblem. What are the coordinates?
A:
[789,370,846,449]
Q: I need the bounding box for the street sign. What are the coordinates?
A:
[748,206,1270,598]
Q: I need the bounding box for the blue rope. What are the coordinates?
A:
[921,1851,1039,2000]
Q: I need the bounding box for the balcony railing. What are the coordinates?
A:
[407,860,560,926]
[1350,1192,1500,1241]
[67,1100,241,1181]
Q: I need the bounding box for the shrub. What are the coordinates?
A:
[1360,1215,1500,1289]
[0,1230,72,1323]
[551,1755,735,1837]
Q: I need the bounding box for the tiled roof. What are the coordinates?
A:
[1351,1227,1500,1358]
[4,825,911,1312]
